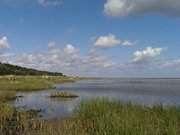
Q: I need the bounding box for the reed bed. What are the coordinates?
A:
[0,103,42,135]
[1,98,180,135]
[59,98,180,135]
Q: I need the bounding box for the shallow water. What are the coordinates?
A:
[12,78,180,119]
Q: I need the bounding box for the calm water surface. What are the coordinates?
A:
[12,78,180,119]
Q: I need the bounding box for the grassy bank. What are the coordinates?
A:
[1,99,180,135]
[0,76,79,92]
[0,75,80,104]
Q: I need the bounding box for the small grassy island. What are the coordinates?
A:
[50,91,79,98]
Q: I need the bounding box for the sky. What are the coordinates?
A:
[0,0,180,77]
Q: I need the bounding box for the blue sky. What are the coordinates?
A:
[0,0,180,77]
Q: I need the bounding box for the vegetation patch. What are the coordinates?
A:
[1,99,180,135]
[0,62,82,92]
[50,91,79,98]
[59,98,180,135]
[0,62,64,76]
[0,103,42,135]
[0,91,17,102]
[0,76,80,92]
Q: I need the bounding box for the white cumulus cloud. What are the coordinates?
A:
[94,34,134,48]
[104,0,180,17]
[133,47,163,63]
[64,44,78,54]
[0,36,10,49]
[5,41,116,76]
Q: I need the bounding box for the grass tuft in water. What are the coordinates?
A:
[50,91,79,98]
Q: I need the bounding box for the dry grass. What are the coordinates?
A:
[0,91,17,102]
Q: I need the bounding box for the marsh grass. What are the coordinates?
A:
[1,98,180,135]
[50,91,79,98]
[59,98,180,135]
[0,103,43,135]
[0,76,79,92]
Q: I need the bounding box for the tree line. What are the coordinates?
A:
[0,63,64,76]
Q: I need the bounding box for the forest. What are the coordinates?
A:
[0,63,64,76]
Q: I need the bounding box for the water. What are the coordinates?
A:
[12,78,180,119]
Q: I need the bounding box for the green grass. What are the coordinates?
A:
[0,75,80,103]
[0,76,79,92]
[59,98,180,135]
[1,98,180,135]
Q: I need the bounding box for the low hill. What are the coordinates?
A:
[0,63,64,76]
